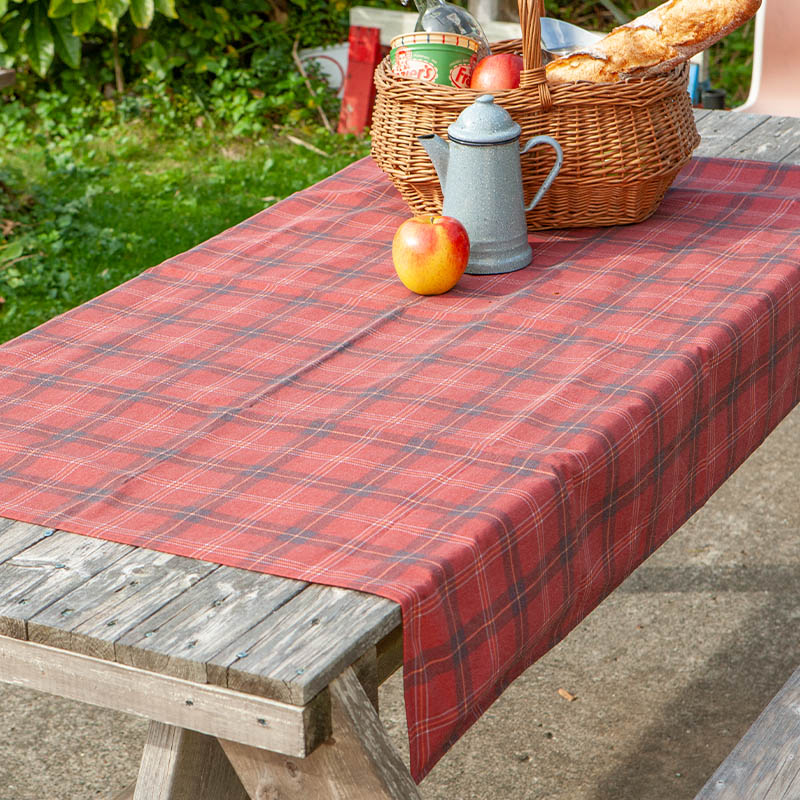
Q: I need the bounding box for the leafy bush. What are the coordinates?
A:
[0,0,179,77]
[0,0,351,77]
[0,0,371,339]
[0,0,351,141]
[707,18,755,107]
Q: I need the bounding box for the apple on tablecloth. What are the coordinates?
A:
[470,53,524,91]
[392,215,470,296]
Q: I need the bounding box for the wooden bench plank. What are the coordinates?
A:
[693,110,800,165]
[1,520,402,708]
[210,583,401,705]
[0,634,331,757]
[692,109,714,126]
[720,116,800,163]
[781,145,800,166]
[114,565,309,684]
[694,112,769,158]
[694,665,800,799]
[0,519,56,563]
[0,530,134,639]
[0,68,14,89]
[27,546,219,661]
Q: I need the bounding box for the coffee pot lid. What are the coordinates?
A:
[447,95,521,145]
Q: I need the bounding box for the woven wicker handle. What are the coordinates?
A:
[519,0,544,71]
[517,0,552,109]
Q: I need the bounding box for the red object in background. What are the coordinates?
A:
[337,26,384,134]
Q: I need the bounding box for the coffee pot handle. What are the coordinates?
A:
[520,136,563,212]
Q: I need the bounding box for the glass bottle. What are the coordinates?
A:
[402,0,492,60]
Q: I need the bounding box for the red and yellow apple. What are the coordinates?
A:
[470,53,524,91]
[392,215,470,296]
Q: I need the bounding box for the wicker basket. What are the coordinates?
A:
[371,0,700,231]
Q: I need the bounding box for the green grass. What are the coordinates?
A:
[0,123,370,343]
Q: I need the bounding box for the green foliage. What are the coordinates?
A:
[1,0,350,79]
[708,18,755,107]
[1,0,348,139]
[0,0,368,340]
[543,0,619,28]
[0,0,178,77]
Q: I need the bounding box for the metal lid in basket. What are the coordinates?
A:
[447,95,520,146]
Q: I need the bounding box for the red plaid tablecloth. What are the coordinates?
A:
[0,156,798,780]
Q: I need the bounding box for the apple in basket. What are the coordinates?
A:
[470,53,524,91]
[392,216,470,296]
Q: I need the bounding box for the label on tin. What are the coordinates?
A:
[449,59,475,88]
[390,45,476,87]
[393,48,439,83]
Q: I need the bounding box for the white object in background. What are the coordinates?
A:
[298,43,350,98]
[737,0,799,117]
[474,18,522,42]
[350,6,418,44]
[468,0,499,27]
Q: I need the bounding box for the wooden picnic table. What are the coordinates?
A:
[0,516,409,799]
[0,108,798,800]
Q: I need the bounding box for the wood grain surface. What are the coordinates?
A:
[693,665,800,799]
[694,110,800,164]
[0,634,330,756]
[0,517,402,715]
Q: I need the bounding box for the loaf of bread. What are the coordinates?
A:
[545,0,762,85]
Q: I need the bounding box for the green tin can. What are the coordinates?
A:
[389,32,479,88]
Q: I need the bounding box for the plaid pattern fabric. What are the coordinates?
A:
[0,156,798,780]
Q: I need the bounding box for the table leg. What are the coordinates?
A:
[133,721,249,800]
[221,666,421,800]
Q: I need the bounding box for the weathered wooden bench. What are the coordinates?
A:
[0,517,414,799]
[694,665,800,799]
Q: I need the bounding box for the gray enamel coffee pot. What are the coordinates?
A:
[419,94,563,275]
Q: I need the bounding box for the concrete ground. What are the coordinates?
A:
[1,407,798,800]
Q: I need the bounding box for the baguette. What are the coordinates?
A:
[545,0,762,85]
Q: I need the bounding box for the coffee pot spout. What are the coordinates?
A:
[418,134,450,192]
